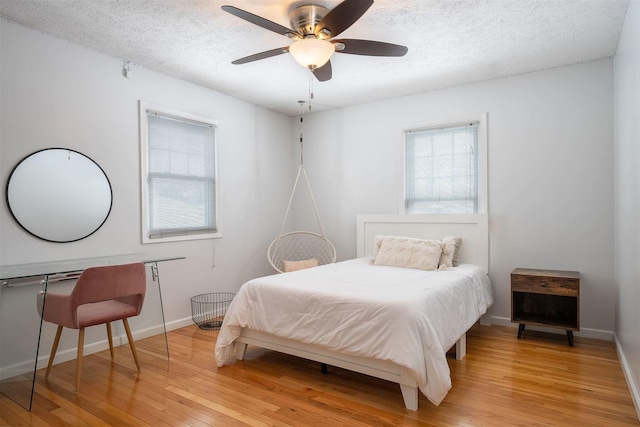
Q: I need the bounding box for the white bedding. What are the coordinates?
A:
[215,257,493,405]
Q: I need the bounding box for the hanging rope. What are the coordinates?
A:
[268,93,336,273]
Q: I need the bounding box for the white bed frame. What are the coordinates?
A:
[235,214,489,410]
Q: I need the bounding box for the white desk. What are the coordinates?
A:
[0,254,184,411]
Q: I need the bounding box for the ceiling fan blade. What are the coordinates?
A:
[334,39,408,56]
[222,5,295,37]
[231,47,289,65]
[314,0,373,39]
[313,61,332,82]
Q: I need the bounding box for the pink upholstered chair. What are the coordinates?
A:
[37,262,147,392]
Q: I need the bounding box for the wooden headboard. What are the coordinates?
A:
[356,214,489,273]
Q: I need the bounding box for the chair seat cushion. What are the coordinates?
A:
[77,300,139,328]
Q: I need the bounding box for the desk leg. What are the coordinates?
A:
[30,277,49,411]
[26,275,48,412]
[150,263,170,360]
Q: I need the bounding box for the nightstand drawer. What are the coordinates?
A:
[511,275,578,296]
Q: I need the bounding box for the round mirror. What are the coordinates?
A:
[5,148,113,243]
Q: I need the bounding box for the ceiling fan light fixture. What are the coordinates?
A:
[289,38,335,69]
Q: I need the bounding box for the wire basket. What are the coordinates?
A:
[190,292,235,330]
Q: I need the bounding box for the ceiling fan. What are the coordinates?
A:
[221,0,408,82]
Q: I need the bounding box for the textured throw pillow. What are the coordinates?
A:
[373,237,442,271]
[441,236,462,267]
[438,239,457,269]
[283,258,319,272]
[371,235,429,263]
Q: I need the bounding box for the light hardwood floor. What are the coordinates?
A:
[1,324,638,426]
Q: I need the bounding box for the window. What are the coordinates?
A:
[403,114,487,214]
[140,102,220,243]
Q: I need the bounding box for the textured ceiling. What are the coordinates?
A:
[0,0,630,116]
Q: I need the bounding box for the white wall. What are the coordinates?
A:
[614,0,640,415]
[296,59,615,336]
[0,20,292,373]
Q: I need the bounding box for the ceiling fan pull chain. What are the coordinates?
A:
[298,100,305,166]
[308,68,314,112]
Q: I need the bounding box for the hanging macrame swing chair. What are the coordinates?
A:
[268,104,336,273]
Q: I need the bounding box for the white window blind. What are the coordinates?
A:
[405,123,479,214]
[144,109,218,240]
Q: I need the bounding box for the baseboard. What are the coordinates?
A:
[615,333,640,421]
[0,316,195,381]
[165,316,196,332]
[490,316,613,341]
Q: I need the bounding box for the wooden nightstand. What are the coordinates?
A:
[511,268,580,346]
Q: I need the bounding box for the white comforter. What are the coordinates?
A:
[215,258,493,405]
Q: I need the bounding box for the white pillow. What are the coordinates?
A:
[438,239,457,269]
[371,235,431,263]
[373,237,442,271]
[441,236,462,267]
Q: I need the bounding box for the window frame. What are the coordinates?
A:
[400,113,488,215]
[139,101,222,244]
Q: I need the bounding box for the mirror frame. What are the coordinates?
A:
[5,148,113,243]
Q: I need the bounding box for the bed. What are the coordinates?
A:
[215,214,492,410]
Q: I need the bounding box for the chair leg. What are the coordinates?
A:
[106,322,114,359]
[45,325,64,379]
[122,318,141,371]
[75,327,85,393]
